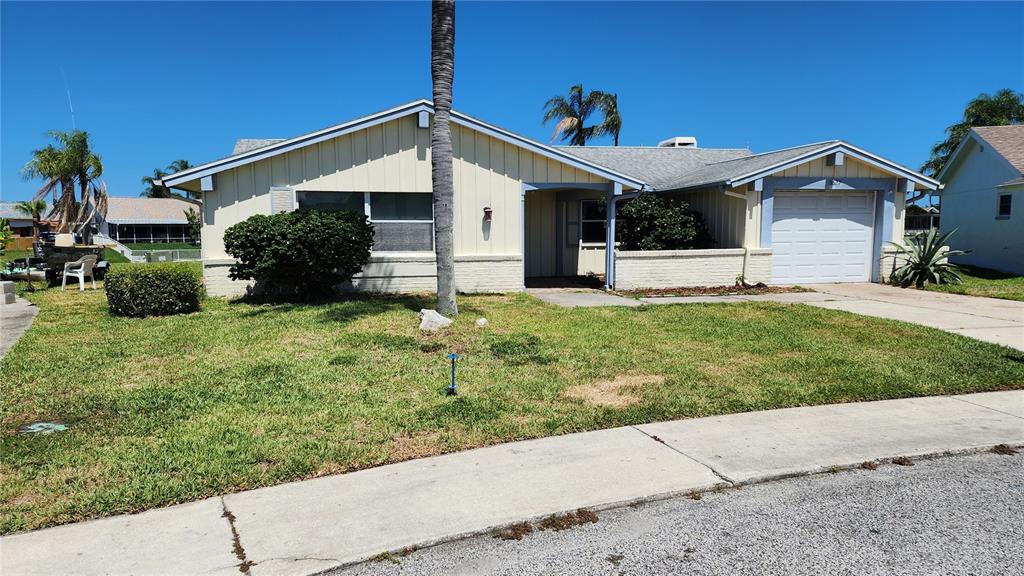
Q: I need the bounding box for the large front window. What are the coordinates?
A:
[296,191,434,251]
[581,200,607,243]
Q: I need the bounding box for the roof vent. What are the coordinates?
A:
[658,136,698,148]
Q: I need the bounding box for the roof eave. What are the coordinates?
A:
[727,142,941,190]
[161,99,647,191]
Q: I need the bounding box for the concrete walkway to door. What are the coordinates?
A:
[806,283,1024,351]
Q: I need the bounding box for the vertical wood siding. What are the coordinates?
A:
[773,156,890,179]
[201,115,609,260]
[666,188,746,248]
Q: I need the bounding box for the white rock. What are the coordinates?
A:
[418,309,453,331]
[475,317,489,328]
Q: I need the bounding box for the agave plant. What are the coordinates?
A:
[887,227,969,289]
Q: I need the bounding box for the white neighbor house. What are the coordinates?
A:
[936,125,1024,274]
[158,100,940,297]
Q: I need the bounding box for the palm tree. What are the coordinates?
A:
[922,89,1024,177]
[141,168,171,198]
[431,0,457,316]
[14,199,47,239]
[22,129,107,240]
[598,93,622,146]
[543,85,610,146]
[142,160,194,199]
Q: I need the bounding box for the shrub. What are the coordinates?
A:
[888,227,969,289]
[105,263,203,317]
[617,193,714,251]
[223,209,375,299]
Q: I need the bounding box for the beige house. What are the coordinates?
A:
[159,100,940,296]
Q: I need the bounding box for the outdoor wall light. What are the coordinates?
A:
[483,206,493,222]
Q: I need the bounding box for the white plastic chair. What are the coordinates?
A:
[62,255,98,291]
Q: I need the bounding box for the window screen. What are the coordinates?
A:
[297,191,363,213]
[998,194,1012,217]
[370,193,433,221]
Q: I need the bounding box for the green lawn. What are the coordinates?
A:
[125,242,199,251]
[927,265,1024,301]
[1,249,31,265]
[2,289,1022,534]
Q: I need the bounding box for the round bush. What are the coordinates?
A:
[223,209,375,299]
[105,263,204,317]
[618,193,714,251]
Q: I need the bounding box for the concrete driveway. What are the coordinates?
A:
[806,283,1024,351]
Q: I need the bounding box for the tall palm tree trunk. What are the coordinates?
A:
[431,0,457,316]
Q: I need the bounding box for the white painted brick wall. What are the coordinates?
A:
[202,255,523,297]
[615,249,773,289]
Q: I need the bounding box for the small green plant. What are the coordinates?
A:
[223,209,374,300]
[105,263,203,317]
[0,218,12,251]
[887,227,969,289]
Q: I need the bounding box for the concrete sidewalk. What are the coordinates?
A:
[3,391,1022,576]
[0,294,38,359]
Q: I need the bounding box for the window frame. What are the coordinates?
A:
[580,199,607,245]
[997,193,1012,219]
[295,190,435,252]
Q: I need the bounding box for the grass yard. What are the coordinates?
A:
[2,288,1023,534]
[926,265,1024,301]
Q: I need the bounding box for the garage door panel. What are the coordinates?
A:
[772,190,874,284]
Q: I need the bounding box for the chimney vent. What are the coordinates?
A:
[658,136,698,148]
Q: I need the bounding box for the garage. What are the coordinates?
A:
[771,190,875,284]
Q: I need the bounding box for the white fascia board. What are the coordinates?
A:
[162,99,648,191]
[161,100,434,187]
[106,219,189,224]
[940,129,1021,185]
[934,131,976,182]
[728,142,940,190]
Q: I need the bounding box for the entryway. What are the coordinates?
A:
[524,188,609,285]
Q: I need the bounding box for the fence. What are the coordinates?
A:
[136,249,202,263]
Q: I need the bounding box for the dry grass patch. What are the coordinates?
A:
[563,374,665,408]
[389,431,445,462]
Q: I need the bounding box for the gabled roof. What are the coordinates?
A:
[937,125,1024,186]
[568,140,939,192]
[104,197,200,224]
[973,125,1024,173]
[161,100,648,190]
[557,146,751,189]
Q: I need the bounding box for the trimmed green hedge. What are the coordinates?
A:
[105,263,204,317]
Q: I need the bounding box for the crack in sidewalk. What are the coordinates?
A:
[221,497,255,574]
[950,395,1024,421]
[630,425,736,486]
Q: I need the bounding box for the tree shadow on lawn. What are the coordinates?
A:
[229,292,485,325]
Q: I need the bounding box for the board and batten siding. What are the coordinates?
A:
[667,188,746,248]
[767,155,906,244]
[201,115,610,261]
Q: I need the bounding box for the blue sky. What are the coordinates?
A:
[2,1,1022,201]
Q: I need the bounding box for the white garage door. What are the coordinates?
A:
[771,190,875,284]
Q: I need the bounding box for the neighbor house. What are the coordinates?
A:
[95,196,200,245]
[157,100,939,297]
[0,201,38,238]
[936,125,1023,274]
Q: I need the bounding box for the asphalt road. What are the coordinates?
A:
[337,450,1023,576]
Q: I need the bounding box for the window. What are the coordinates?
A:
[295,190,434,251]
[370,193,433,251]
[581,200,607,243]
[998,194,1012,218]
[297,191,363,213]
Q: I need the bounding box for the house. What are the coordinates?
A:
[936,125,1023,274]
[0,201,38,237]
[157,100,939,297]
[96,197,200,245]
[904,204,940,234]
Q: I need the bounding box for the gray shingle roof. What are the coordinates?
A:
[556,146,751,189]
[232,139,286,155]
[661,142,839,190]
[972,125,1024,175]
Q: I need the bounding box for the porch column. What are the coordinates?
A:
[604,182,622,290]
